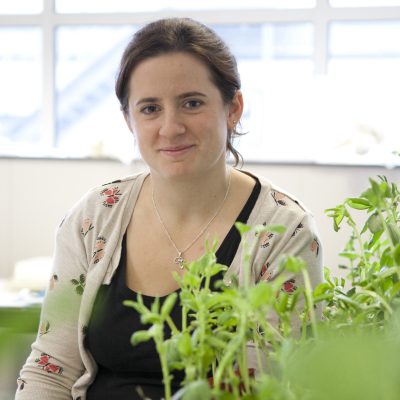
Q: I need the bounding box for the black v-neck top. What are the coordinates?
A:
[86,177,261,399]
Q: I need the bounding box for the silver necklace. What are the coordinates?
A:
[151,170,232,269]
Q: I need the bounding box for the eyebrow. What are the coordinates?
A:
[135,91,207,107]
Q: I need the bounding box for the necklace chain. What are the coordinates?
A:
[152,170,232,269]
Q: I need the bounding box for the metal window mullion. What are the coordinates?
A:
[50,9,316,26]
[313,0,330,75]
[41,0,56,151]
[328,6,400,21]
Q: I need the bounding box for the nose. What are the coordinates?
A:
[159,108,186,138]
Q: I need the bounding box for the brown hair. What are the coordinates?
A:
[115,18,244,166]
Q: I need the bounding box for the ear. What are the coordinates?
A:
[228,90,244,128]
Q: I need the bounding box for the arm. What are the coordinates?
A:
[15,210,88,399]
[247,211,323,372]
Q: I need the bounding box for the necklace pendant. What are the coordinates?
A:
[174,253,185,269]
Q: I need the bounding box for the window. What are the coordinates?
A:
[55,25,136,159]
[1,1,400,165]
[0,0,42,14]
[0,27,42,156]
[324,21,400,165]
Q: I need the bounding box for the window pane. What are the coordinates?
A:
[330,21,400,56]
[54,23,313,162]
[55,26,137,160]
[330,0,400,7]
[56,0,315,14]
[215,24,314,162]
[324,21,400,165]
[0,28,42,155]
[0,0,42,14]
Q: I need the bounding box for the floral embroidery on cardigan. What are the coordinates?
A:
[81,218,94,237]
[100,187,122,208]
[17,377,26,391]
[282,278,297,294]
[259,231,274,248]
[49,274,58,290]
[258,262,272,282]
[255,222,275,248]
[271,190,287,206]
[34,353,63,375]
[71,274,86,296]
[93,236,106,264]
[291,222,304,237]
[310,238,320,256]
[39,321,50,336]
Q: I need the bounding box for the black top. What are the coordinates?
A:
[86,176,261,400]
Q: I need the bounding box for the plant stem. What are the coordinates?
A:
[252,330,265,376]
[230,367,241,399]
[358,288,393,316]
[182,305,187,331]
[377,207,397,251]
[156,338,172,400]
[302,269,318,339]
[165,315,180,335]
[239,338,250,394]
[347,214,368,281]
[213,312,247,389]
[197,306,207,378]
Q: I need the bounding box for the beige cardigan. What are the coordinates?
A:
[16,171,323,400]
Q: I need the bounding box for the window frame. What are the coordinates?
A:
[1,0,400,163]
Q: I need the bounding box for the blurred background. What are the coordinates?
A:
[0,0,400,398]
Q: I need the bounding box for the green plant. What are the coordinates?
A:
[125,176,400,400]
[323,176,400,329]
[124,224,299,400]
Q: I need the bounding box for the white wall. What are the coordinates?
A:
[0,157,399,279]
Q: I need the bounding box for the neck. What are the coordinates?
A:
[150,167,232,224]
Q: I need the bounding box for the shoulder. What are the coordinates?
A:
[246,171,321,253]
[58,171,147,232]
[248,172,312,225]
[86,171,147,206]
[241,173,322,283]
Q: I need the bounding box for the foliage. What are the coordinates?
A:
[124,176,400,400]
[324,176,400,328]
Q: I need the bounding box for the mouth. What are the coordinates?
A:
[159,144,195,156]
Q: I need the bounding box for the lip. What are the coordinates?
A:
[159,144,195,156]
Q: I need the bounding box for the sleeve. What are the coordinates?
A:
[15,209,89,399]
[247,211,323,373]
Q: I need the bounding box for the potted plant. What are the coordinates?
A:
[124,176,400,400]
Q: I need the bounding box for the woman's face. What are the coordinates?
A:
[124,52,242,180]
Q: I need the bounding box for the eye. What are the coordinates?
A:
[140,105,160,115]
[184,100,203,109]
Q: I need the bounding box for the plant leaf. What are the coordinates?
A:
[161,292,178,318]
[235,222,251,236]
[249,283,273,308]
[394,243,400,265]
[367,213,384,234]
[131,330,152,346]
[177,332,192,357]
[182,379,212,400]
[346,197,371,210]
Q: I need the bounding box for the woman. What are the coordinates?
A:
[16,18,322,400]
